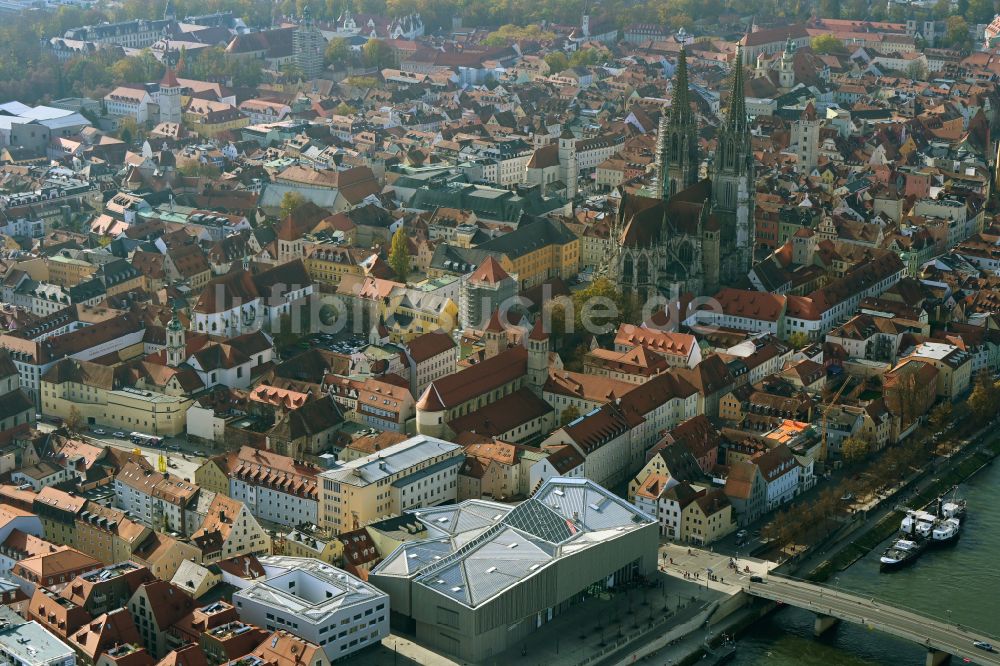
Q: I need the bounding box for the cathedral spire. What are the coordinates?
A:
[658,45,699,198]
[670,46,693,129]
[725,46,748,135]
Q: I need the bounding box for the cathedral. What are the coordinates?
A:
[606,46,755,299]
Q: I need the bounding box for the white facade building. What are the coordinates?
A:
[231,556,389,660]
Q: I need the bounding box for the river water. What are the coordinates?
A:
[729,459,1000,665]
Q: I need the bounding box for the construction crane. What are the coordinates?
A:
[820,379,850,463]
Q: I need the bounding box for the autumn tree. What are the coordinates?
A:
[65,406,83,433]
[279,192,308,220]
[388,226,410,282]
[560,404,581,426]
[928,402,952,432]
[841,436,870,465]
[968,371,999,423]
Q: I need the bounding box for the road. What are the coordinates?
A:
[747,575,1000,665]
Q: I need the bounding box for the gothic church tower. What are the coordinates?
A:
[711,46,755,282]
[656,47,699,199]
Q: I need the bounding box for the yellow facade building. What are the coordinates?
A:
[680,488,735,546]
[40,358,195,436]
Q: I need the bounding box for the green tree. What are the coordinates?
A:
[571,277,626,336]
[325,37,351,66]
[968,0,995,23]
[334,102,356,115]
[281,63,304,81]
[906,59,928,81]
[280,191,308,220]
[569,47,609,67]
[482,24,556,46]
[841,437,870,464]
[117,117,140,145]
[819,0,841,17]
[178,162,222,178]
[544,295,573,341]
[560,404,581,427]
[544,51,570,74]
[944,16,972,52]
[362,39,397,68]
[388,226,410,282]
[787,331,809,349]
[810,34,846,54]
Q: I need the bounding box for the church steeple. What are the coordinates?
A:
[670,46,693,129]
[723,46,748,137]
[658,46,699,199]
[712,45,755,282]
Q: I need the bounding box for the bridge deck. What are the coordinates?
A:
[746,576,1000,665]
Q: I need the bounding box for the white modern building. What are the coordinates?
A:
[231,556,389,660]
[0,619,75,666]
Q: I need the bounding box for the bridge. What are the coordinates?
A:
[746,575,1000,666]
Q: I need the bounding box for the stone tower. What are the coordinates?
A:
[558,128,577,200]
[166,308,186,367]
[158,66,182,125]
[294,6,324,80]
[526,317,549,396]
[482,309,504,359]
[778,36,796,91]
[790,101,820,172]
[660,46,699,198]
[712,45,755,281]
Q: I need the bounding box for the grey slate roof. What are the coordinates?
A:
[371,478,654,608]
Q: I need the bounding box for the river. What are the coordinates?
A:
[729,458,1000,665]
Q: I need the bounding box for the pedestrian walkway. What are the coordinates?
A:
[658,543,777,593]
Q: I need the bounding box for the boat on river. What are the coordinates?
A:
[880,538,926,571]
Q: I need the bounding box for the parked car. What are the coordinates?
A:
[193,450,206,457]
[113,431,126,438]
[92,428,106,436]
